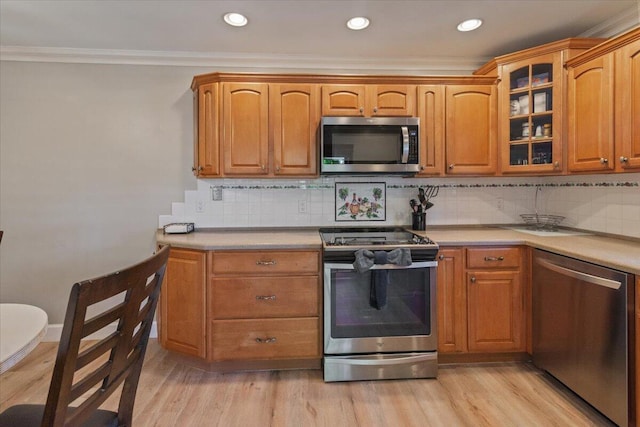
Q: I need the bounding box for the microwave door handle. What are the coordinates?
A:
[401,126,409,163]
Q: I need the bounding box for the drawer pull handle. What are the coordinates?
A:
[484,256,504,261]
[255,295,276,301]
[255,337,277,344]
[256,260,277,266]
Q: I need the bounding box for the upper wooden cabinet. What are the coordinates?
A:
[416,85,445,175]
[321,84,416,117]
[500,54,563,173]
[444,85,497,175]
[220,82,319,177]
[615,33,640,171]
[222,82,270,175]
[270,84,320,176]
[475,38,604,175]
[193,83,220,177]
[566,28,640,173]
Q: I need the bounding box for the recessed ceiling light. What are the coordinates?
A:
[223,12,248,27]
[347,16,370,31]
[457,18,483,32]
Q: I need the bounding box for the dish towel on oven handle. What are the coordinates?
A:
[353,249,413,310]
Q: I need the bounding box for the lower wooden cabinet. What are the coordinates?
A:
[437,246,525,356]
[209,250,321,364]
[159,248,207,358]
[159,247,321,368]
[436,248,466,352]
[466,270,523,352]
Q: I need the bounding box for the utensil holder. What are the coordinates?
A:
[412,212,426,231]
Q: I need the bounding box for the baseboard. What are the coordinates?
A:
[43,321,158,342]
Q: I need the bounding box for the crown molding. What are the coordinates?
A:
[578,4,640,38]
[0,46,486,75]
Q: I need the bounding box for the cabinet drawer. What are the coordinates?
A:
[210,318,320,361]
[466,247,521,269]
[211,276,319,319]
[211,250,319,275]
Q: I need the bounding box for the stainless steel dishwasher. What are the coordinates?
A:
[532,249,633,427]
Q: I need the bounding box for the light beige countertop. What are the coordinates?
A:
[156,228,322,250]
[419,227,640,275]
[156,226,640,275]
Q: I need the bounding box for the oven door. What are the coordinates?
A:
[324,261,437,355]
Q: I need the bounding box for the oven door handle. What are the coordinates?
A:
[324,261,437,270]
[331,353,436,366]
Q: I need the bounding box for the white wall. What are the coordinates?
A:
[0,61,205,322]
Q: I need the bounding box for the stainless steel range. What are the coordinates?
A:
[320,227,439,382]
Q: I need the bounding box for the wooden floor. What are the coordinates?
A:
[0,339,615,427]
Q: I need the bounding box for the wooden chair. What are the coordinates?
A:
[0,245,170,427]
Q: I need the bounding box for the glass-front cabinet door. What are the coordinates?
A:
[500,53,563,173]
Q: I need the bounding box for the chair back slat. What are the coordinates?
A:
[81,304,126,339]
[75,334,119,371]
[69,362,112,403]
[41,245,170,427]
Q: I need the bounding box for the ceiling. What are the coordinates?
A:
[1,0,639,74]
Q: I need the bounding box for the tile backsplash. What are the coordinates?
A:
[159,173,640,238]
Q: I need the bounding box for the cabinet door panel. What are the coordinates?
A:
[270,84,320,176]
[616,38,640,171]
[417,85,444,175]
[367,85,416,116]
[467,270,524,352]
[222,83,269,175]
[321,85,365,116]
[445,85,497,175]
[195,83,220,176]
[568,55,615,172]
[160,249,206,358]
[437,248,467,353]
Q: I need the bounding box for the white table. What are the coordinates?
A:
[0,303,48,374]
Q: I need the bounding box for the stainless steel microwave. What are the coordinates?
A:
[320,117,420,175]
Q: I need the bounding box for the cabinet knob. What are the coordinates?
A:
[470,276,476,283]
[191,166,203,172]
[261,164,266,170]
[448,164,455,170]
[553,161,560,169]
[373,107,378,113]
[420,165,425,171]
[438,254,444,260]
[275,165,281,172]
[191,166,196,172]
[359,107,364,114]
[620,156,629,163]
[600,157,609,164]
